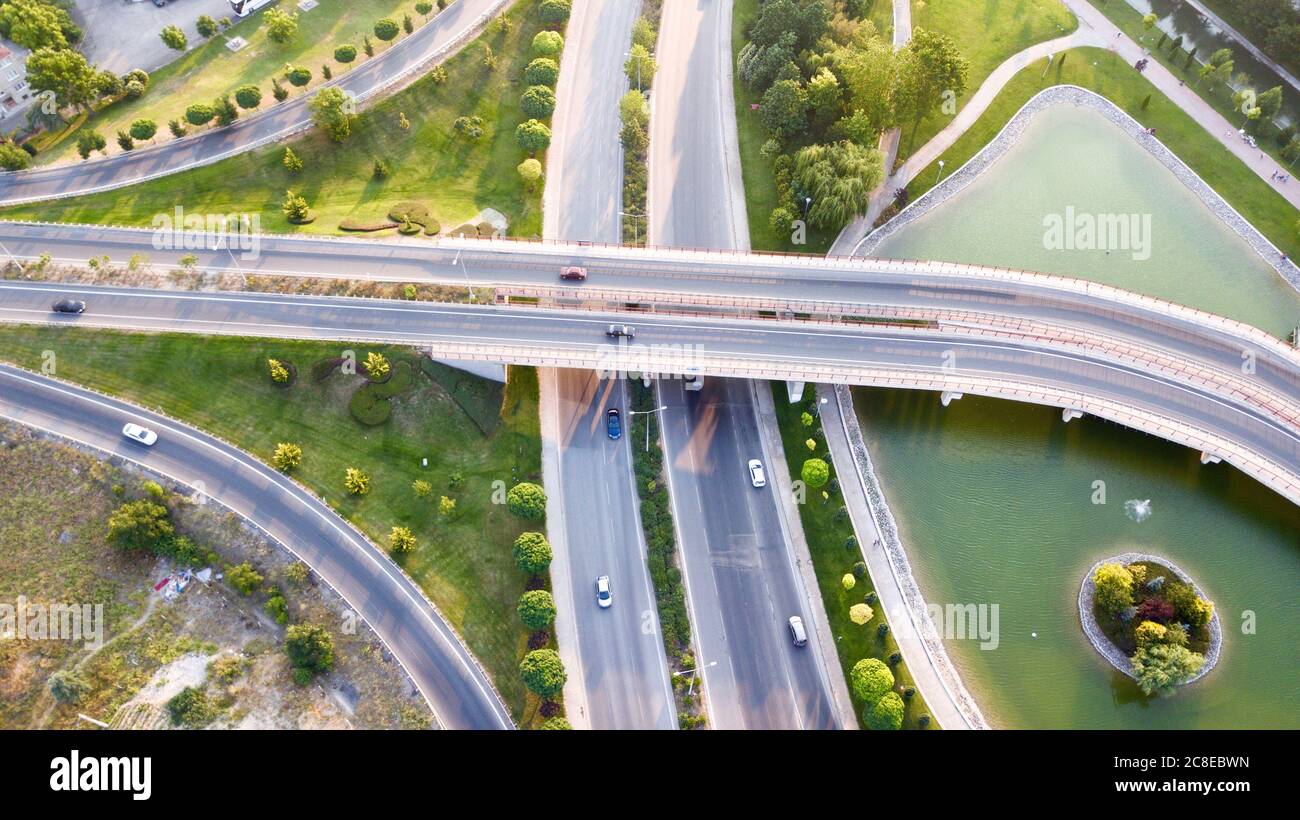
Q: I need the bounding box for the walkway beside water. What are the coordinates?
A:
[1179,0,1300,96]
[817,384,989,730]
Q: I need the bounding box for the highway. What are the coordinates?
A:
[1,282,1295,500]
[0,0,506,206]
[0,362,513,731]
[540,0,676,731]
[648,0,841,728]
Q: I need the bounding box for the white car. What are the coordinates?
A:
[122,423,158,446]
[748,459,766,488]
[595,575,612,608]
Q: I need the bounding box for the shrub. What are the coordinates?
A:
[197,15,218,38]
[519,649,566,698]
[540,0,571,27]
[877,623,890,638]
[438,495,456,518]
[520,85,557,119]
[800,457,829,488]
[49,670,90,704]
[849,602,874,624]
[128,119,157,141]
[525,57,559,86]
[374,18,400,41]
[1136,597,1176,623]
[863,690,904,730]
[160,25,187,51]
[344,467,370,495]
[272,442,302,472]
[76,130,106,159]
[267,358,290,384]
[166,687,215,727]
[108,500,173,550]
[372,159,390,179]
[272,78,289,101]
[335,44,358,63]
[512,531,553,574]
[1164,582,1214,628]
[185,102,216,126]
[234,84,262,109]
[850,657,894,703]
[286,66,312,87]
[1131,643,1205,697]
[841,573,855,590]
[539,716,572,730]
[226,562,263,596]
[517,589,557,630]
[349,386,392,425]
[281,190,312,223]
[515,119,552,153]
[283,146,303,173]
[362,351,390,381]
[507,482,547,519]
[416,2,434,15]
[412,479,433,498]
[115,131,134,151]
[284,562,310,586]
[389,526,417,553]
[532,30,563,56]
[168,119,186,137]
[1134,620,1168,648]
[517,157,543,190]
[285,623,335,676]
[264,595,288,624]
[1092,562,1135,617]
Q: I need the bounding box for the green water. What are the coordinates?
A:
[863,105,1300,728]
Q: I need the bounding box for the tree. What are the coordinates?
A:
[801,457,830,488]
[521,85,557,119]
[893,27,968,128]
[532,30,563,57]
[49,670,90,704]
[226,562,263,596]
[272,442,302,472]
[281,189,311,223]
[1165,583,1214,628]
[234,84,263,110]
[0,0,70,51]
[624,43,657,89]
[168,119,186,138]
[128,118,157,142]
[519,648,566,697]
[334,43,358,64]
[160,25,188,52]
[26,47,99,111]
[453,114,485,140]
[286,65,312,87]
[507,482,547,519]
[1256,85,1283,120]
[1134,620,1168,648]
[737,31,797,90]
[0,141,30,171]
[517,589,557,630]
[285,623,335,676]
[363,35,375,57]
[76,129,106,159]
[1142,12,1157,31]
[374,18,401,42]
[540,0,572,27]
[863,690,904,729]
[185,102,216,126]
[516,119,552,154]
[282,146,303,173]
[344,466,369,495]
[850,658,894,703]
[525,57,559,87]
[512,531,553,574]
[404,14,414,34]
[271,77,289,101]
[213,95,239,126]
[363,351,390,380]
[517,157,543,190]
[793,141,883,229]
[390,526,417,553]
[264,8,299,44]
[760,78,809,142]
[166,687,216,727]
[416,2,434,16]
[197,15,219,39]
[108,500,173,550]
[1092,562,1135,617]
[309,86,353,141]
[1131,643,1205,697]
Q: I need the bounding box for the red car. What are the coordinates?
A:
[559,266,587,281]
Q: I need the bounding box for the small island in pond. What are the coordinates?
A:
[1079,554,1221,697]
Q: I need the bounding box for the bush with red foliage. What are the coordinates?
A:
[1136,597,1176,623]
[528,630,551,650]
[539,700,562,718]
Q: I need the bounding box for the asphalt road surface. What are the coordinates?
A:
[0,363,513,730]
[0,0,505,205]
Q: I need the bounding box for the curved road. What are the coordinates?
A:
[0,0,506,206]
[0,362,514,731]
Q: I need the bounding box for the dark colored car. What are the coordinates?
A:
[51,299,86,314]
[606,408,622,440]
[559,266,587,281]
[606,324,635,339]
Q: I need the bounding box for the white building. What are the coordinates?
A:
[0,41,35,122]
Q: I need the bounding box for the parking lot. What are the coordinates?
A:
[73,0,238,74]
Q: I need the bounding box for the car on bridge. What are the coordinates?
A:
[560,266,587,281]
[606,324,635,339]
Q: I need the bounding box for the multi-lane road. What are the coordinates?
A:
[0,0,507,206]
[0,362,513,730]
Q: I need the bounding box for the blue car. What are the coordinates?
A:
[606,408,622,440]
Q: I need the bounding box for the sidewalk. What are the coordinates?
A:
[816,384,988,729]
[1180,0,1300,95]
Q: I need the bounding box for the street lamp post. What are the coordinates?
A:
[672,660,718,697]
[628,404,668,452]
[619,211,646,245]
[935,159,946,184]
[453,249,476,301]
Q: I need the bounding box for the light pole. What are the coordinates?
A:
[625,51,642,91]
[672,660,718,697]
[628,404,667,452]
[935,159,946,184]
[619,210,646,245]
[452,249,476,301]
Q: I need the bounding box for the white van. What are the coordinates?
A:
[788,615,808,647]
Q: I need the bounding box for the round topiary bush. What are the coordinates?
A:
[520,85,557,119]
[801,457,830,488]
[539,0,571,27]
[863,690,904,730]
[849,657,894,703]
[335,44,358,63]
[512,531,553,574]
[524,57,559,86]
[519,648,566,698]
[532,30,563,57]
[517,589,557,630]
[539,716,572,730]
[507,482,547,519]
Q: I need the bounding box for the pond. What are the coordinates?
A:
[862,103,1300,728]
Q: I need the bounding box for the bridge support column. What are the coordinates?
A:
[1200,452,1222,465]
[1061,408,1084,423]
[786,381,806,403]
[940,391,963,407]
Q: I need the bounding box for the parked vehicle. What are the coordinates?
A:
[788,615,808,647]
[122,423,158,446]
[229,0,274,17]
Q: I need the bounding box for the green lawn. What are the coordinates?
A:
[770,384,935,729]
[900,0,1078,159]
[5,0,545,240]
[900,47,1300,261]
[0,327,543,723]
[35,0,432,166]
